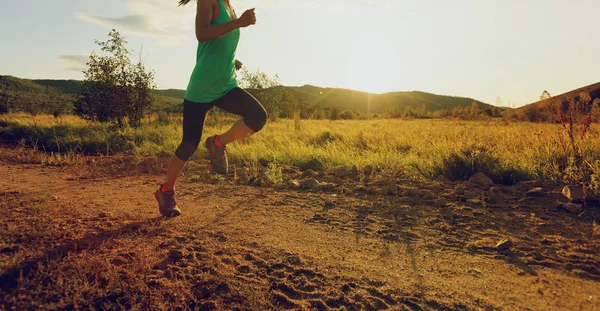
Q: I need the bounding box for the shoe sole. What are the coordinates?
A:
[154,190,181,217]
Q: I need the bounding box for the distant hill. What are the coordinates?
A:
[33,79,83,95]
[1,76,55,93]
[31,79,183,104]
[517,82,600,110]
[2,75,496,117]
[0,75,75,115]
[156,89,186,99]
[511,82,600,122]
[158,84,494,115]
[282,86,493,114]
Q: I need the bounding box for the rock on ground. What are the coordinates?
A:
[468,172,494,188]
[562,185,584,203]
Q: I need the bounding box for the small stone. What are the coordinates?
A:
[318,176,337,183]
[397,197,414,205]
[468,172,494,188]
[467,198,482,205]
[324,200,335,209]
[436,175,451,183]
[562,185,584,203]
[496,238,513,250]
[327,165,352,177]
[486,193,502,204]
[517,180,538,188]
[382,184,398,195]
[354,185,366,192]
[300,178,320,190]
[421,190,437,200]
[341,187,353,194]
[363,165,374,176]
[301,169,317,178]
[526,187,545,197]
[435,198,447,207]
[550,202,563,210]
[490,186,502,194]
[400,187,421,198]
[169,249,184,260]
[319,182,336,191]
[357,206,369,214]
[287,180,301,189]
[455,185,466,196]
[350,165,359,176]
[561,203,583,214]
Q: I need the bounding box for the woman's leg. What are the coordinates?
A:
[164,156,186,192]
[166,100,213,190]
[156,100,212,216]
[203,88,267,175]
[214,88,268,145]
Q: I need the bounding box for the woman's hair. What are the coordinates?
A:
[178,0,192,6]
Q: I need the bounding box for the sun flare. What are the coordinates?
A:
[345,33,397,94]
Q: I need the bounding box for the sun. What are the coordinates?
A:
[345,33,397,94]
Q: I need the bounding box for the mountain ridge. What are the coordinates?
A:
[2,75,497,116]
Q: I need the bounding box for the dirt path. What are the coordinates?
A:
[1,153,599,310]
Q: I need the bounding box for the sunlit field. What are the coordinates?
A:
[2,113,599,185]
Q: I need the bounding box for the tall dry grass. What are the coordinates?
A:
[3,113,600,184]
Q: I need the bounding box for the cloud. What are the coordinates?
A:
[58,54,90,71]
[234,0,395,9]
[75,0,399,46]
[76,0,192,46]
[75,13,187,46]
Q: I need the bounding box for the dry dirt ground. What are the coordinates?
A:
[0,148,599,311]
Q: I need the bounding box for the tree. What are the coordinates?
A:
[491,106,501,118]
[452,106,464,118]
[238,68,296,120]
[238,68,280,90]
[329,107,341,120]
[0,90,11,114]
[340,110,354,120]
[129,62,156,127]
[77,29,155,128]
[469,101,480,119]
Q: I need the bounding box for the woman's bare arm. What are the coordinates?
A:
[195,0,256,42]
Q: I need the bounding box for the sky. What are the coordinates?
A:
[1,0,599,107]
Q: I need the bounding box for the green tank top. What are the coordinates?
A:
[184,0,240,103]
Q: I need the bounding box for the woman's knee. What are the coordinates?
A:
[246,106,267,133]
[174,141,198,161]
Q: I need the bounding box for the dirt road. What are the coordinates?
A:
[1,151,599,310]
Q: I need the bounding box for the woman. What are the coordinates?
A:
[155,0,268,217]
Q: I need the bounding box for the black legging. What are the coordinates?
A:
[175,87,267,161]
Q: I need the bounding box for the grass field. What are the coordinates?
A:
[2,113,599,185]
[2,113,600,310]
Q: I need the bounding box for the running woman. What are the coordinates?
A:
[155,0,268,217]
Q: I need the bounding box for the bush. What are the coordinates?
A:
[311,131,342,146]
[155,112,171,126]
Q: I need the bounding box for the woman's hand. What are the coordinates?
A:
[235,60,243,71]
[237,8,256,28]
